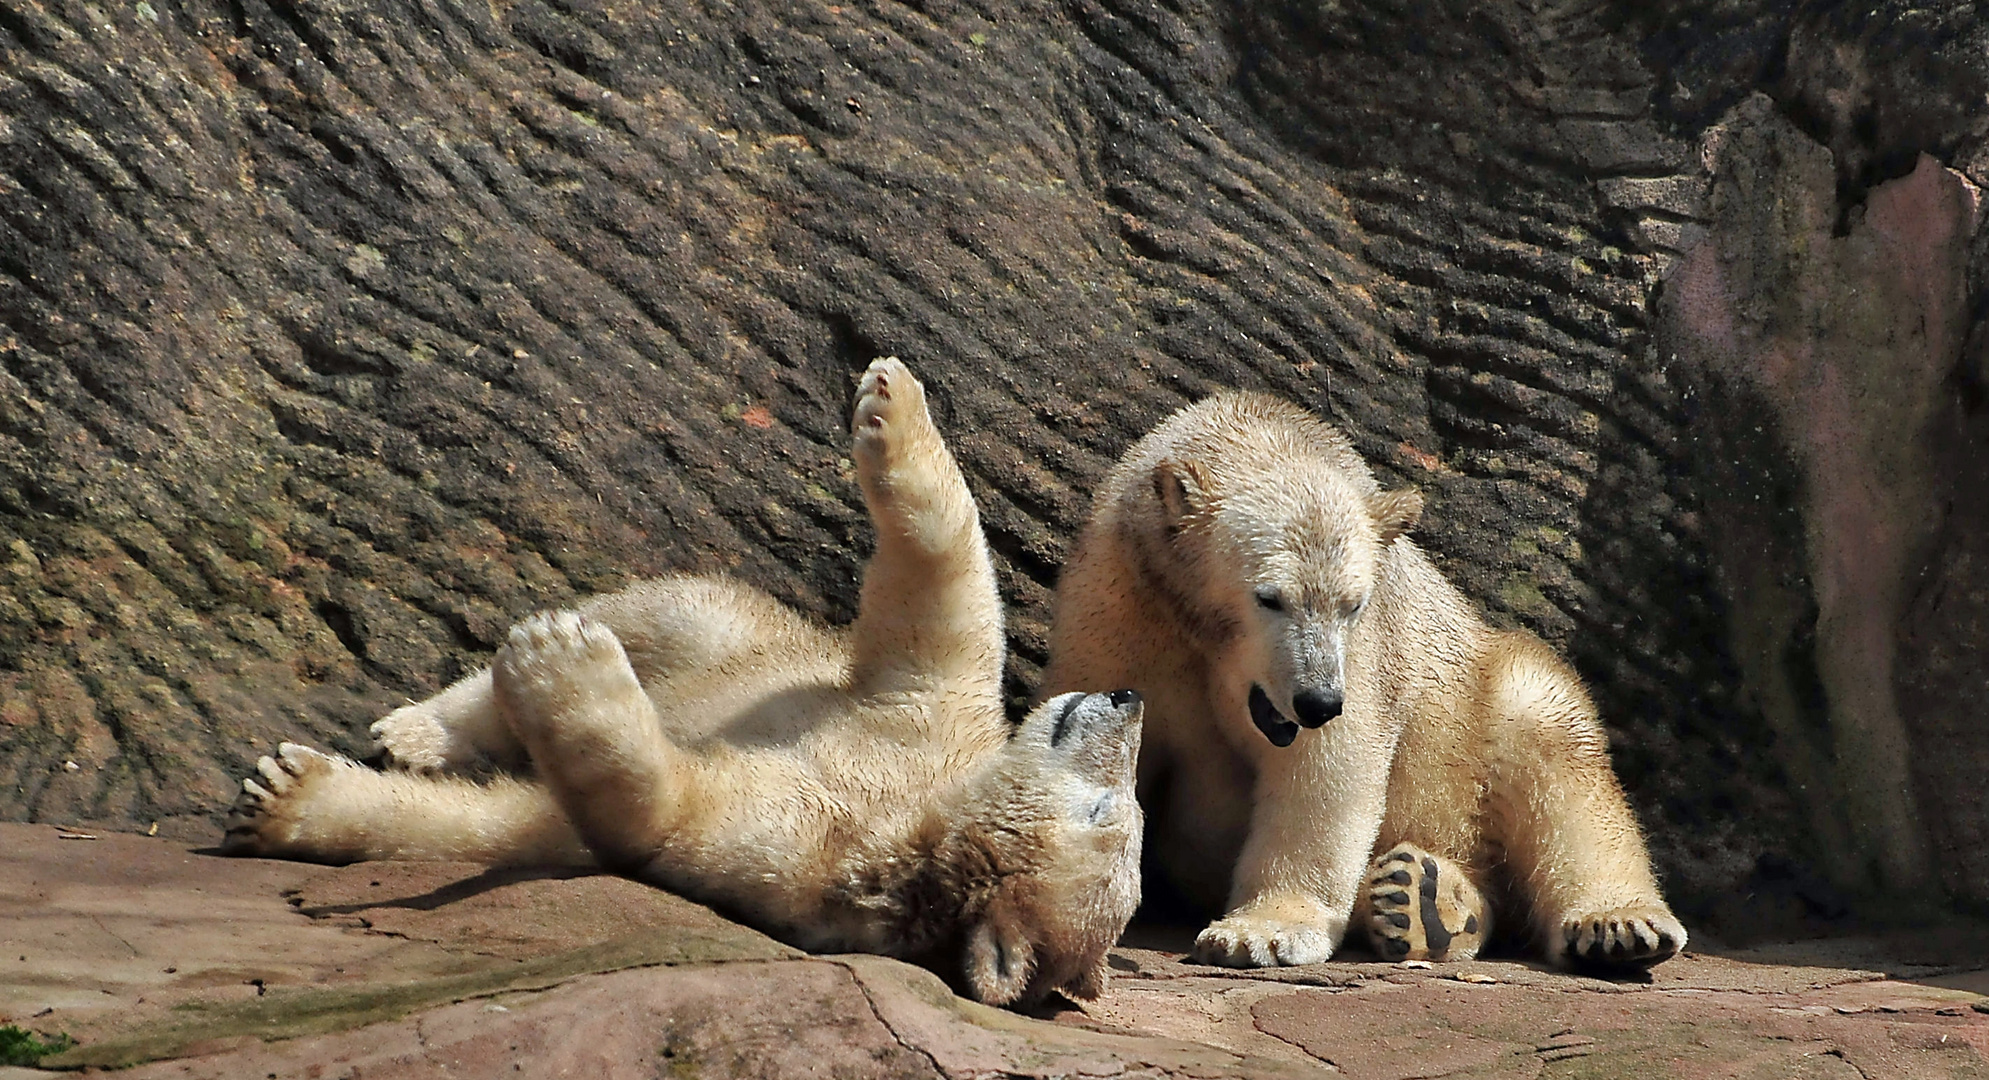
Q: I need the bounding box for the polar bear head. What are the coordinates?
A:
[1129,395,1421,747]
[937,690,1144,1006]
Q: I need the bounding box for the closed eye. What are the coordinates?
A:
[1048,694,1085,746]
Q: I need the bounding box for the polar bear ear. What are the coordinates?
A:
[963,914,1037,1006]
[1152,458,1211,528]
[1369,487,1424,544]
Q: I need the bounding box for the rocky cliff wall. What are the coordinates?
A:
[1,0,1984,921]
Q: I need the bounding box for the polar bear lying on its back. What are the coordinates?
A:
[1043,392,1683,971]
[224,358,1145,1008]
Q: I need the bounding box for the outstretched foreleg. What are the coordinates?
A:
[222,742,589,866]
[1193,710,1397,967]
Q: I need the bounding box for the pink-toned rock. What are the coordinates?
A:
[287,860,760,962]
[1664,93,1986,901]
[102,963,938,1080]
[1,822,477,1043]
[5,823,1989,1079]
[1253,985,1532,1079]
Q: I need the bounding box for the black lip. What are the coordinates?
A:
[1049,693,1087,747]
[1249,685,1298,747]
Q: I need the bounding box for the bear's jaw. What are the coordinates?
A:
[819,724,1140,1005]
[1249,683,1300,746]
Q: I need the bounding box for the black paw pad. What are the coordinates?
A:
[1418,856,1453,956]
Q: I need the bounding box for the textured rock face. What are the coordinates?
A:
[1665,100,1983,899]
[0,0,1987,917]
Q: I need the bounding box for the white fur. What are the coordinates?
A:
[1043,392,1684,970]
[226,359,1144,1006]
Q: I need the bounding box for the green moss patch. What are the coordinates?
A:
[0,1024,77,1067]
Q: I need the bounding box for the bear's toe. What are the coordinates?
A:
[222,743,352,856]
[851,357,939,469]
[498,612,631,687]
[371,707,452,773]
[1193,914,1337,967]
[1559,906,1686,970]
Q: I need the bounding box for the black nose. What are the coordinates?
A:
[1107,689,1141,707]
[1292,688,1343,728]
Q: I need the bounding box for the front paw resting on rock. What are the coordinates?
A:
[1193,895,1344,967]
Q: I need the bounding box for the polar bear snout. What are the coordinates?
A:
[1249,678,1342,745]
[1291,686,1342,728]
[1038,690,1143,753]
[1242,597,1353,746]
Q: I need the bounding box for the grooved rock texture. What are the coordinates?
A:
[1,0,1987,920]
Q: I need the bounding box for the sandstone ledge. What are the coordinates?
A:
[4,822,1987,1079]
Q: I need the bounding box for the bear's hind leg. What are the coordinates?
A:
[495,611,704,871]
[1481,634,1685,970]
[223,742,589,865]
[1361,843,1491,962]
[845,357,1004,699]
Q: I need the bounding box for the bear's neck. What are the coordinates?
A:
[825,787,995,966]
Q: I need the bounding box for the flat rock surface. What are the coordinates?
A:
[5,822,1989,1078]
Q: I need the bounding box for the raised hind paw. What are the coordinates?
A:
[493,611,644,743]
[1556,905,1686,970]
[370,669,521,775]
[851,356,936,464]
[1192,896,1343,967]
[221,742,359,859]
[1365,843,1490,963]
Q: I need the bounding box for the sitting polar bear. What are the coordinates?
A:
[1041,391,1683,971]
[223,358,1145,1008]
